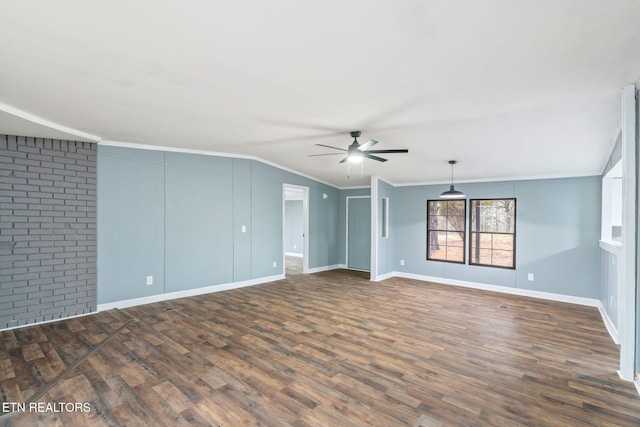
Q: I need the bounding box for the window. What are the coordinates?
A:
[381,197,389,238]
[427,200,466,263]
[470,199,516,269]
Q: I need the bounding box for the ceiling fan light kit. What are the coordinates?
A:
[348,151,363,163]
[440,160,466,198]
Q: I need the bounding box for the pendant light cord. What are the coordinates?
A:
[450,162,454,186]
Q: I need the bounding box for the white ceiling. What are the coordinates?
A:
[1,1,639,188]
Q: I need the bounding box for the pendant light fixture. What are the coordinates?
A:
[440,160,465,198]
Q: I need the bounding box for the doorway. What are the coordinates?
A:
[346,196,371,271]
[283,184,309,276]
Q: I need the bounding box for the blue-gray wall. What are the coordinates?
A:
[284,200,303,255]
[165,153,235,292]
[97,148,165,304]
[393,176,602,298]
[97,145,340,304]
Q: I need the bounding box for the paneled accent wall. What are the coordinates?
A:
[0,135,97,329]
[97,145,340,306]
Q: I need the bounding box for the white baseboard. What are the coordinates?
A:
[97,274,285,311]
[373,271,395,282]
[306,264,346,274]
[391,271,601,307]
[285,252,303,258]
[635,375,640,397]
[597,302,619,345]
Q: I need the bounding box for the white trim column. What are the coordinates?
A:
[370,176,379,281]
[619,84,637,381]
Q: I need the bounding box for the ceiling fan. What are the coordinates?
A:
[309,131,408,164]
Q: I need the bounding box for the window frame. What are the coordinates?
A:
[426,199,467,264]
[381,197,389,238]
[468,198,517,270]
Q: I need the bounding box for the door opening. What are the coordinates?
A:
[346,196,371,272]
[283,184,309,276]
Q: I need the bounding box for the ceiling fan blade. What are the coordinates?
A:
[315,143,348,151]
[365,149,409,154]
[308,153,345,157]
[364,153,388,162]
[339,156,349,163]
[357,139,378,151]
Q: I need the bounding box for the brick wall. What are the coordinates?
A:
[0,134,97,329]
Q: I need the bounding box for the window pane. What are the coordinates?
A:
[492,250,514,267]
[493,234,513,250]
[478,248,492,265]
[447,231,464,247]
[428,231,447,260]
[429,215,447,230]
[448,215,465,231]
[478,233,492,249]
[433,201,446,214]
[447,200,465,215]
[446,245,464,262]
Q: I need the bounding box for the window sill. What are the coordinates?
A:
[599,240,622,256]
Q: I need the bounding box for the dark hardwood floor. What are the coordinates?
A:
[1,265,639,426]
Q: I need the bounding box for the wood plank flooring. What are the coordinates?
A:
[2,262,640,426]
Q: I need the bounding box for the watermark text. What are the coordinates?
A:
[2,402,91,413]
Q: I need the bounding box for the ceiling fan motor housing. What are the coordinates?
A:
[349,141,361,152]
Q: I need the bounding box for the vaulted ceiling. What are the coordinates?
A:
[1,1,639,187]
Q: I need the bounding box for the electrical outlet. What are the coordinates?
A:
[527,273,534,281]
[241,225,247,233]
[146,276,153,285]
[273,261,277,268]
[400,259,405,266]
[293,244,297,249]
